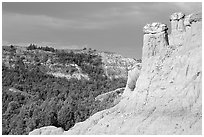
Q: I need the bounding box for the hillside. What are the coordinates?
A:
[29,12,202,135]
[3,45,137,81]
[2,45,137,135]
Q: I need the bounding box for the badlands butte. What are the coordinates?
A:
[30,12,202,135]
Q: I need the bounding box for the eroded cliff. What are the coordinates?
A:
[29,12,202,135]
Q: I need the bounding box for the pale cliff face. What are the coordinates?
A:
[29,12,202,135]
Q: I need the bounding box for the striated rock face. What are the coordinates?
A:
[29,12,202,135]
[99,52,137,79]
[47,63,90,80]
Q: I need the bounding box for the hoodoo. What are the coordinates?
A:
[29,12,202,135]
[170,12,185,34]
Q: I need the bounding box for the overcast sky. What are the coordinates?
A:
[2,2,202,58]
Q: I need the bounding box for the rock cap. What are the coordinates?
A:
[183,12,202,27]
[143,22,168,34]
[170,12,185,21]
[189,12,202,23]
[29,126,64,135]
[184,14,192,26]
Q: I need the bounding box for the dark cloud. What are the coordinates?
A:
[2,2,201,58]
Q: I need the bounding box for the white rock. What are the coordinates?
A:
[143,22,168,34]
[29,126,64,135]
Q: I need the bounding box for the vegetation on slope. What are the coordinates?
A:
[2,45,126,135]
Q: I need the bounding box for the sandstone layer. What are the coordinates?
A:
[99,52,137,79]
[29,12,202,135]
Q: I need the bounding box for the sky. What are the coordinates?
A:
[2,2,202,59]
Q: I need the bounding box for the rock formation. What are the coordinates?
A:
[170,12,185,34]
[29,126,64,135]
[29,12,202,135]
[95,87,125,102]
[125,63,141,92]
[95,87,125,110]
[99,52,137,79]
[47,63,90,80]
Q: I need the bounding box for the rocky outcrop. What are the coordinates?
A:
[169,12,202,46]
[95,87,125,102]
[95,87,125,109]
[170,12,185,34]
[125,63,141,92]
[169,12,186,46]
[29,12,202,135]
[8,88,33,97]
[99,52,137,79]
[29,126,64,135]
[47,63,90,80]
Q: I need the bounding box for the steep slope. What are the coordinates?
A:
[29,12,202,135]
